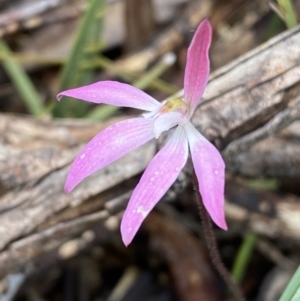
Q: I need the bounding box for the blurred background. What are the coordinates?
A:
[0,0,300,301]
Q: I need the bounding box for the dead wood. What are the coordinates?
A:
[0,25,300,279]
[0,0,76,37]
[124,0,155,50]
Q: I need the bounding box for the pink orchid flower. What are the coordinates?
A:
[57,19,227,246]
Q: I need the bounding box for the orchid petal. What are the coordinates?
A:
[121,126,189,246]
[57,80,161,112]
[185,122,227,230]
[183,19,212,112]
[65,118,154,193]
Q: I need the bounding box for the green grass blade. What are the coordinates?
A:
[277,0,298,28]
[279,265,300,301]
[244,178,279,190]
[0,39,43,117]
[292,287,300,301]
[54,0,105,117]
[231,232,258,284]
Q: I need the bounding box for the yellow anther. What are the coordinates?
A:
[160,98,188,114]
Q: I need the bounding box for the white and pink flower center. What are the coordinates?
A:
[144,98,190,138]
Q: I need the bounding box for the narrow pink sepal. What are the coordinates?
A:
[185,122,227,230]
[183,19,212,112]
[57,80,161,112]
[65,118,154,193]
[121,126,189,246]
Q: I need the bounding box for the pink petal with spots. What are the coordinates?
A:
[183,19,212,112]
[121,126,189,246]
[65,118,154,193]
[185,122,227,230]
[57,80,161,111]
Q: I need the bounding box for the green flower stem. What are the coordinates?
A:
[0,39,43,117]
[279,265,300,301]
[231,231,258,284]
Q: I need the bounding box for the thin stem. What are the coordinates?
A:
[231,231,258,284]
[192,170,246,301]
